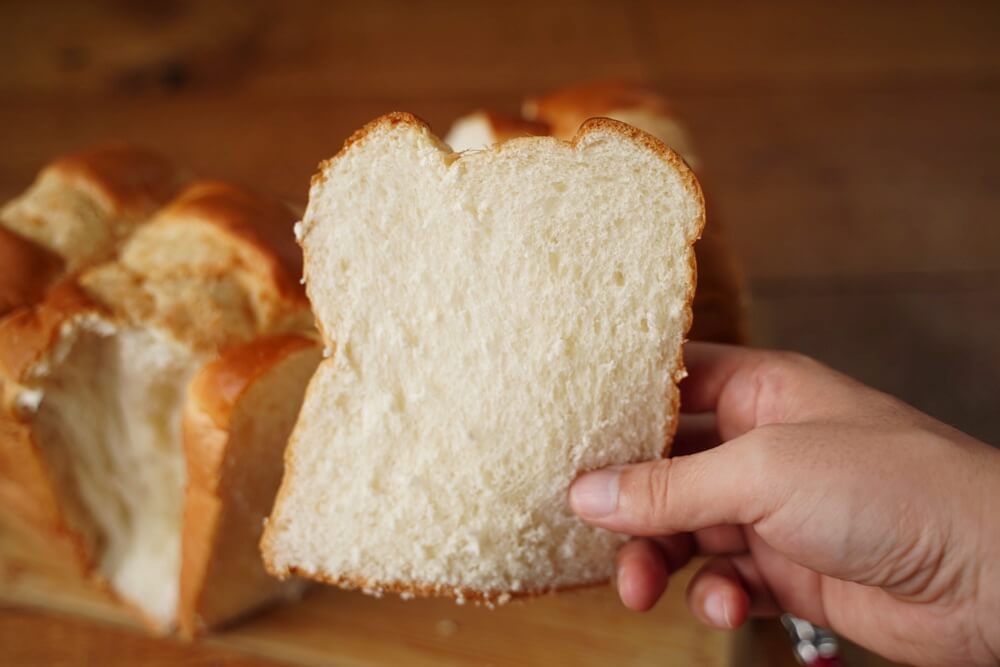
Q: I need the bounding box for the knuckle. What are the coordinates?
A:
[773,350,820,376]
[739,429,783,498]
[620,461,672,530]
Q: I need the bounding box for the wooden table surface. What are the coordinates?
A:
[1,1,997,665]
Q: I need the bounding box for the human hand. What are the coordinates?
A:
[569,342,1000,666]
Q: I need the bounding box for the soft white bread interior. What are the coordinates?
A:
[445,110,549,152]
[31,314,200,625]
[179,333,320,636]
[0,181,312,630]
[262,113,703,601]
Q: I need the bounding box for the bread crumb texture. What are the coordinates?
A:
[264,113,703,599]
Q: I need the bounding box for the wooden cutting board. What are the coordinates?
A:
[0,522,730,666]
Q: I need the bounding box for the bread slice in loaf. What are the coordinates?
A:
[0,181,312,630]
[179,333,320,636]
[261,112,703,602]
[0,144,183,318]
[0,143,183,270]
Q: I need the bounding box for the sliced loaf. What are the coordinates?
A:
[0,180,311,630]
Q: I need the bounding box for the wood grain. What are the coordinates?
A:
[0,529,729,667]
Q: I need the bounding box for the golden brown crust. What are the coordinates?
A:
[0,279,104,382]
[0,227,64,318]
[186,334,317,431]
[0,144,183,315]
[45,143,184,217]
[524,80,676,140]
[312,112,440,190]
[160,180,307,306]
[179,334,318,637]
[280,566,608,607]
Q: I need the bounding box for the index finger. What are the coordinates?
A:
[680,342,774,439]
[680,342,867,441]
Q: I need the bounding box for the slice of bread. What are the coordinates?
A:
[0,144,183,318]
[261,112,703,602]
[0,181,312,631]
[179,333,320,637]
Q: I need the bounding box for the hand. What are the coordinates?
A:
[569,342,1000,666]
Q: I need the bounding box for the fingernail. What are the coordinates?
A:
[569,468,620,518]
[704,592,730,628]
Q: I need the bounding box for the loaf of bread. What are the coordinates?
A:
[447,81,747,344]
[261,112,703,602]
[0,179,314,631]
[0,144,183,316]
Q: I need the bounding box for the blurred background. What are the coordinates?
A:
[0,1,997,665]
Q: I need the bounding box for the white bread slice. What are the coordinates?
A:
[262,113,703,602]
[178,333,320,637]
[0,181,311,630]
[444,110,549,152]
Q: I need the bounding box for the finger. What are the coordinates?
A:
[570,432,776,536]
[685,557,751,629]
[692,524,747,555]
[649,533,695,571]
[682,342,880,439]
[614,539,669,612]
[728,554,782,617]
[671,413,722,457]
[682,342,795,440]
[682,342,756,410]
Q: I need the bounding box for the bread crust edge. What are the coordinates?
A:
[264,112,705,600]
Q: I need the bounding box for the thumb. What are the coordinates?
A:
[569,431,778,536]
